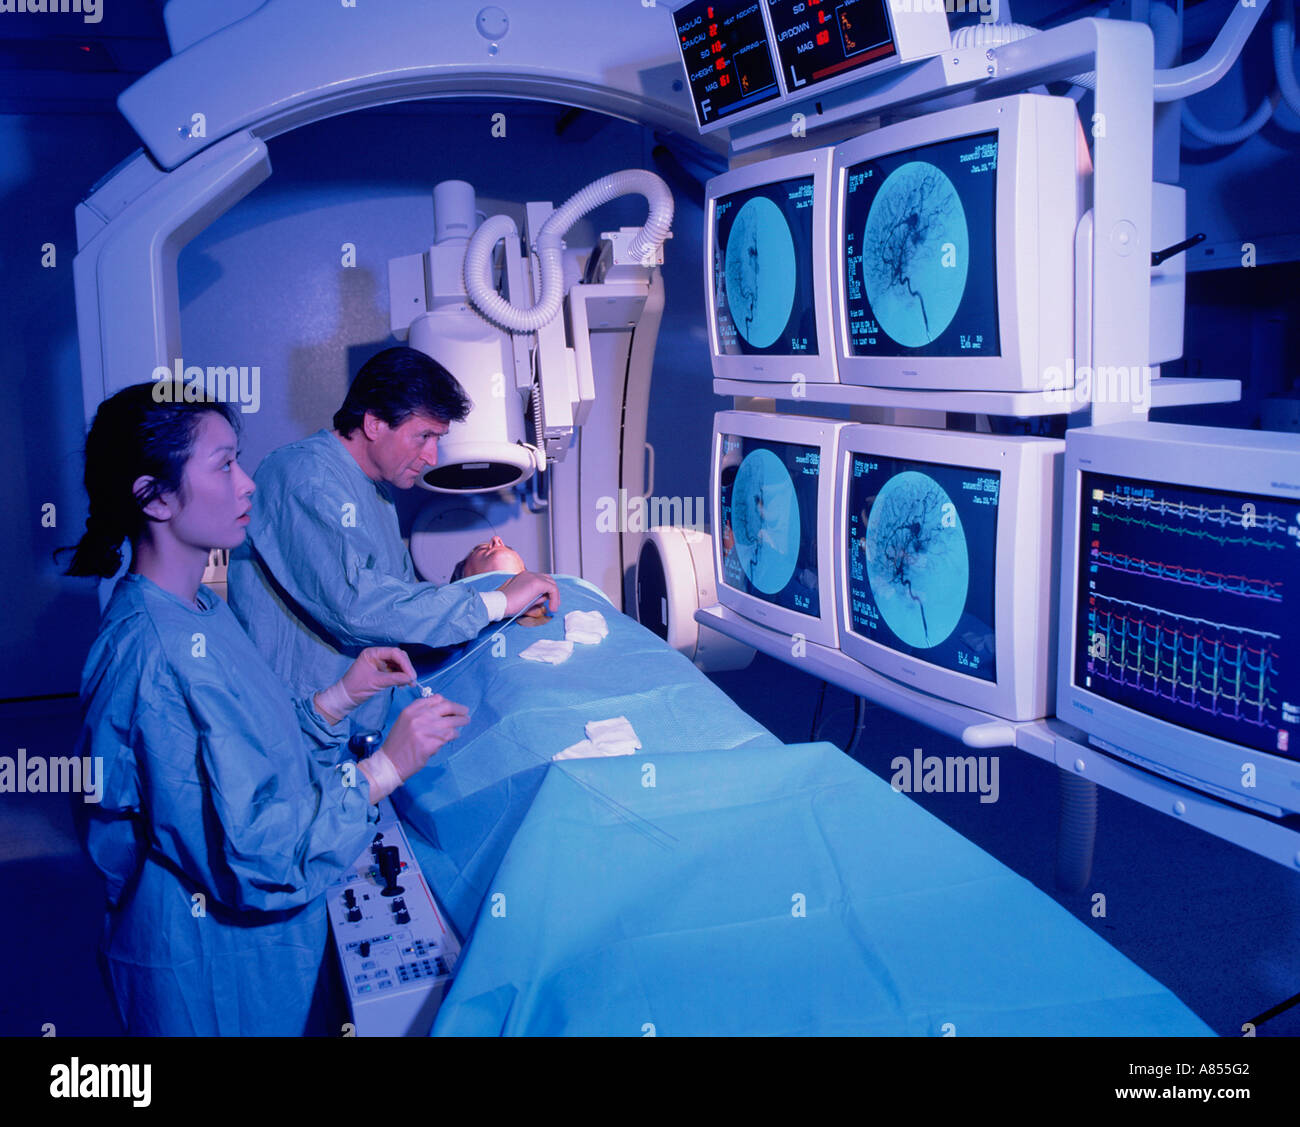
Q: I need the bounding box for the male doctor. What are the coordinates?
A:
[229,347,558,728]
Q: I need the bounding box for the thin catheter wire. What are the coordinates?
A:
[413,602,678,851]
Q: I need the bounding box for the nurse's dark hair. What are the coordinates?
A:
[61,383,238,578]
[333,346,472,437]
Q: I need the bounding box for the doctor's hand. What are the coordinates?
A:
[360,694,470,801]
[499,570,560,620]
[314,647,417,724]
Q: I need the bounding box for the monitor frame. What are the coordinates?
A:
[712,409,845,648]
[835,424,1063,721]
[1057,421,1300,818]
[705,147,838,385]
[671,0,784,133]
[670,0,951,136]
[766,0,951,104]
[831,93,1087,392]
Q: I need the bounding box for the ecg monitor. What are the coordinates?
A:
[706,148,837,384]
[672,0,782,131]
[837,425,1063,721]
[832,94,1087,392]
[712,410,845,647]
[1058,422,1300,817]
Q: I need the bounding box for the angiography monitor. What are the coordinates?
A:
[1058,422,1300,817]
[836,425,1063,721]
[705,148,838,384]
[712,410,845,647]
[832,94,1089,392]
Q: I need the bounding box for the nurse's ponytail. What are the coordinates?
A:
[61,384,237,578]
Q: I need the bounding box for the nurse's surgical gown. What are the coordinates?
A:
[76,573,379,1036]
[227,429,491,730]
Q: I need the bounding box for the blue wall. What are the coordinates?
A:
[1,101,721,699]
[0,112,142,701]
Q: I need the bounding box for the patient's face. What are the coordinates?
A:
[461,535,525,577]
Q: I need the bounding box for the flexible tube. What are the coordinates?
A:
[1180,2,1296,146]
[465,169,673,333]
[1275,0,1300,120]
[949,21,1039,50]
[1181,88,1279,146]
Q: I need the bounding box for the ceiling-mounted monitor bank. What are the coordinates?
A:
[671,0,951,134]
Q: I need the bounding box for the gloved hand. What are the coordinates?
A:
[498,570,560,620]
[498,579,553,626]
[314,647,416,724]
[359,694,470,801]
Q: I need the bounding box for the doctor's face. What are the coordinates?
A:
[367,411,449,489]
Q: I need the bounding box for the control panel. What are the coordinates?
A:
[329,816,461,1036]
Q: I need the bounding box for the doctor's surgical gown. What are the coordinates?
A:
[229,429,491,729]
[76,573,379,1036]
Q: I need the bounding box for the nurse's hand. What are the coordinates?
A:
[361,695,470,801]
[499,570,560,620]
[314,647,417,724]
[343,647,417,702]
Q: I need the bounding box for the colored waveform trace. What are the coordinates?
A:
[1095,488,1288,538]
[1085,596,1280,730]
[1090,547,1283,602]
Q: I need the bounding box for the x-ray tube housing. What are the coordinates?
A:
[408,309,539,493]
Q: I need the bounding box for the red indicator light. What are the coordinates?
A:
[720,73,730,86]
[715,57,726,69]
[819,10,827,21]
[711,40,721,52]
[707,5,714,16]
[816,28,830,45]
[709,23,717,35]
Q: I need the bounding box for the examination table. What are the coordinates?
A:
[386,575,1212,1036]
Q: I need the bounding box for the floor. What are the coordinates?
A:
[3,662,1297,1037]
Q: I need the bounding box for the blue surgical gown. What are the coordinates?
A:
[77,573,379,1036]
[228,429,489,728]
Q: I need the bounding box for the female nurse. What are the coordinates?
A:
[66,384,469,1035]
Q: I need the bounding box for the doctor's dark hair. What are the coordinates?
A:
[62,383,238,579]
[333,347,472,437]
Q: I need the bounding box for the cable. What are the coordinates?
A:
[415,601,680,851]
[808,681,828,742]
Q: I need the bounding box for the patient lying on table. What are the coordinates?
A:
[451,536,551,625]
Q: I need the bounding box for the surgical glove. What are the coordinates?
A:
[499,570,561,619]
[565,610,608,645]
[519,639,574,664]
[493,580,551,626]
[360,693,470,801]
[316,647,417,723]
